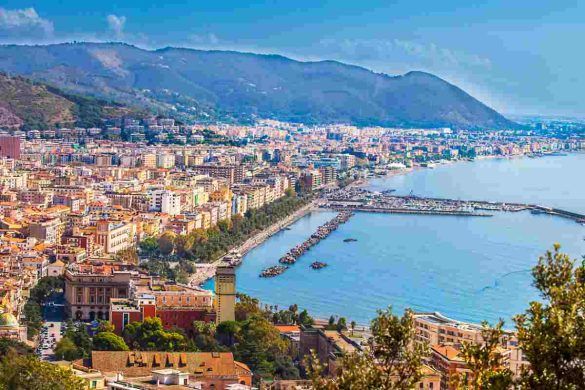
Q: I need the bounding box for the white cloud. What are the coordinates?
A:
[393,39,491,68]
[107,14,126,39]
[189,33,220,46]
[319,38,491,70]
[0,7,54,39]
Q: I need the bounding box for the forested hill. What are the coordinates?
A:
[0,72,145,130]
[0,42,518,129]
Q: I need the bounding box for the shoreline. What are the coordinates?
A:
[190,151,583,287]
[189,200,319,286]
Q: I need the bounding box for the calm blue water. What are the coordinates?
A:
[207,154,585,326]
[367,154,585,214]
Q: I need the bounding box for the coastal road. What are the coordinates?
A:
[188,200,319,287]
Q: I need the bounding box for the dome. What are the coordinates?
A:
[0,312,18,327]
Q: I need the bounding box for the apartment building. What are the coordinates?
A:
[95,220,135,254]
[29,217,65,244]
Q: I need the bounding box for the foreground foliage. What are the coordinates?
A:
[454,321,513,390]
[513,244,585,389]
[0,355,85,390]
[306,307,427,390]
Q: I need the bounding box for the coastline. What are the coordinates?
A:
[191,151,583,289]
[189,200,319,286]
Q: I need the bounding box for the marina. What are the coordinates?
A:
[323,187,585,223]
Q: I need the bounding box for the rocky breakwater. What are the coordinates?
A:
[278,211,354,265]
[260,265,288,278]
[310,261,328,270]
[258,211,353,278]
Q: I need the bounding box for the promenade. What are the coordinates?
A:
[189,200,318,286]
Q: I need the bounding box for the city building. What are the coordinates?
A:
[0,136,21,159]
[214,266,236,324]
[88,351,252,388]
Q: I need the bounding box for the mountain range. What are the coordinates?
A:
[0,42,517,129]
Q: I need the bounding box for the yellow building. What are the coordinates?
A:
[214,266,236,324]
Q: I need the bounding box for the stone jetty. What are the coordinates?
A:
[278,211,353,265]
[260,265,288,278]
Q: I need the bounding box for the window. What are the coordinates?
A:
[123,313,130,329]
[90,381,97,388]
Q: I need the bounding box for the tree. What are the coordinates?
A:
[216,321,240,346]
[63,322,92,358]
[54,337,83,361]
[514,244,585,389]
[139,237,159,255]
[455,320,514,390]
[328,315,335,329]
[0,355,85,389]
[115,248,139,265]
[350,321,356,336]
[122,317,189,351]
[93,332,129,351]
[96,321,115,333]
[336,317,347,332]
[235,294,263,321]
[157,232,176,256]
[306,307,428,390]
[24,276,64,338]
[234,315,290,382]
[0,338,33,357]
[298,309,314,327]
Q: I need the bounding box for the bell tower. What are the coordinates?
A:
[215,266,236,324]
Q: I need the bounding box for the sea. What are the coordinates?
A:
[206,153,585,326]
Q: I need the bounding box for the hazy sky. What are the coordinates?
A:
[0,0,583,117]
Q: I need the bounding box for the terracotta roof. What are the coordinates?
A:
[90,351,251,379]
[431,344,465,362]
[274,325,300,333]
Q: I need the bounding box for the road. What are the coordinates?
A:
[37,320,64,360]
[37,294,65,361]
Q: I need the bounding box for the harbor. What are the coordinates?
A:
[322,187,585,223]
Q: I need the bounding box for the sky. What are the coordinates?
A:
[0,0,583,117]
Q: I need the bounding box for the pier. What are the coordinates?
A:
[323,187,585,224]
[530,205,585,223]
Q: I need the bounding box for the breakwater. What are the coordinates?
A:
[323,187,585,223]
[329,205,492,217]
[258,211,353,277]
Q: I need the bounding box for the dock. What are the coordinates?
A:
[323,187,585,224]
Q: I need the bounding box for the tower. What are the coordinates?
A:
[214,266,236,324]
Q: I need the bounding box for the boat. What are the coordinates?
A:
[223,251,242,266]
[343,238,358,243]
[310,261,328,270]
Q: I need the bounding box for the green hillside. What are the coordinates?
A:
[0,72,145,130]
